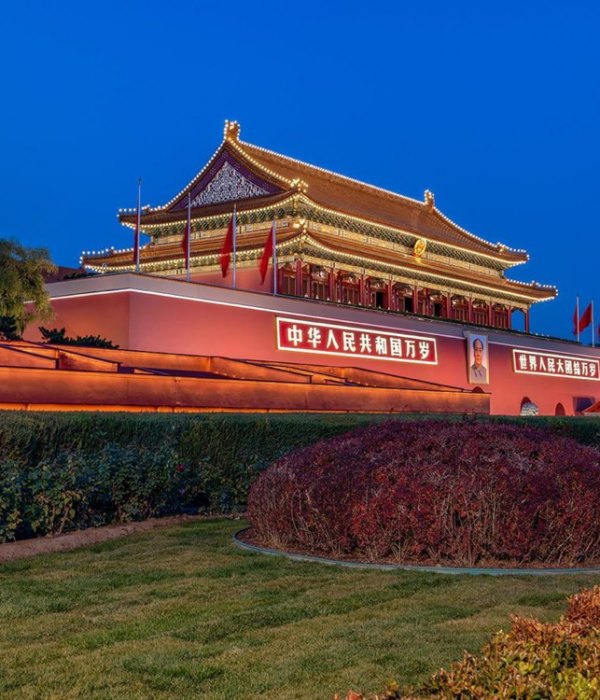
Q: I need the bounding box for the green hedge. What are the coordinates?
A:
[0,412,385,542]
[1,412,600,543]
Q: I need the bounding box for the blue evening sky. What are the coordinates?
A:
[1,1,598,339]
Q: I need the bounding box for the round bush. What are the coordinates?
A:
[248,421,600,567]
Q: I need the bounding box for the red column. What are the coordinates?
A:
[329,268,336,302]
[525,309,530,333]
[387,280,393,311]
[359,275,365,305]
[507,306,513,329]
[446,293,452,319]
[295,260,302,297]
[424,290,431,316]
[488,303,494,326]
[306,265,312,298]
[468,297,473,323]
[413,286,419,314]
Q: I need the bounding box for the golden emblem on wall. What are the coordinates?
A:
[414,238,427,258]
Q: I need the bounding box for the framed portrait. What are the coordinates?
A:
[465,332,489,385]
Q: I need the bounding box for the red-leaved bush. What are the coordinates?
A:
[248,421,600,567]
[335,586,600,699]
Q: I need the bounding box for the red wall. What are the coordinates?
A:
[27,293,131,349]
[36,275,600,416]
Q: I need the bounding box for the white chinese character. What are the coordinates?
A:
[574,361,581,376]
[547,357,556,373]
[529,355,537,371]
[582,362,589,376]
[405,340,416,358]
[539,357,547,372]
[557,359,565,373]
[591,364,598,378]
[390,338,403,357]
[518,354,528,370]
[326,329,339,350]
[343,332,356,352]
[307,327,322,349]
[359,333,372,354]
[375,336,388,355]
[565,360,573,375]
[287,324,303,347]
[419,341,430,360]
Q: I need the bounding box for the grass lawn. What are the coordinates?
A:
[1,519,599,700]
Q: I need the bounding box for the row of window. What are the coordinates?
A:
[280,273,512,328]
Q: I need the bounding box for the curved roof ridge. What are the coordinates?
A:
[237,137,423,209]
[430,206,527,256]
[124,129,295,216]
[151,138,228,213]
[236,134,525,258]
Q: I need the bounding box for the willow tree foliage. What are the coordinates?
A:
[0,238,56,336]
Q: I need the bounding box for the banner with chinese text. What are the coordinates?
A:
[512,349,599,381]
[277,317,437,364]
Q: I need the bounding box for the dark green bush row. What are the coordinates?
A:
[0,444,182,541]
[0,412,386,542]
[1,412,599,543]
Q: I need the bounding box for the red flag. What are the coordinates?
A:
[220,214,235,277]
[259,222,275,284]
[579,303,593,332]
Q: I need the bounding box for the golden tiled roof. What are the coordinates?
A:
[119,121,528,265]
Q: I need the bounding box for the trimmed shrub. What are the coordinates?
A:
[2,412,600,545]
[1,443,187,540]
[248,421,600,566]
[419,586,600,699]
[0,412,384,542]
[337,587,600,700]
[0,460,22,541]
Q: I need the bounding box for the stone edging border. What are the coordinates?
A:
[233,528,600,577]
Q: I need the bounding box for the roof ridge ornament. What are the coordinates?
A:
[224,120,241,142]
[424,190,435,210]
[291,178,309,194]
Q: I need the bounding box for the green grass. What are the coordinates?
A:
[0,519,599,700]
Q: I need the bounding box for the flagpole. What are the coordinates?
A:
[136,178,142,274]
[577,295,580,342]
[232,205,237,289]
[186,193,191,283]
[592,301,595,348]
[272,220,277,295]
